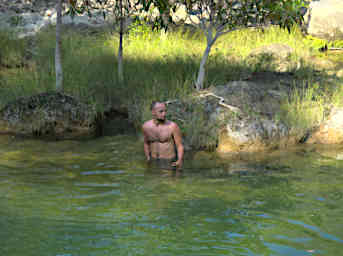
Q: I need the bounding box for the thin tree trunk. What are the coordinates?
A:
[55,0,63,92]
[195,44,212,90]
[117,0,124,83]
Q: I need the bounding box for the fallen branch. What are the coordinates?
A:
[198,92,242,114]
[165,92,242,115]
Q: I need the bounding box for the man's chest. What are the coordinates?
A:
[148,125,173,142]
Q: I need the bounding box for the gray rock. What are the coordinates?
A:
[0,2,116,38]
[305,0,343,40]
[307,107,343,144]
[218,118,289,152]
[202,80,294,152]
[0,92,97,139]
[248,44,295,72]
[210,81,283,116]
[249,44,294,60]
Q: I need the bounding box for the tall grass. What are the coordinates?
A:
[0,30,27,67]
[0,24,316,108]
[218,25,313,58]
[278,82,327,135]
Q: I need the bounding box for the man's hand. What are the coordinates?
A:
[172,160,182,170]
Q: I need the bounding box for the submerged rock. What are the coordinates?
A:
[0,92,97,139]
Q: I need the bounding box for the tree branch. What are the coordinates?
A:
[198,92,242,114]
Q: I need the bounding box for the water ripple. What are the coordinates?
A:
[287,219,343,243]
[81,170,125,175]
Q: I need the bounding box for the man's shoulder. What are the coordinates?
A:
[167,120,179,129]
[142,120,154,129]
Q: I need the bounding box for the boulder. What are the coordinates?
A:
[307,108,343,144]
[0,0,116,38]
[248,44,295,72]
[0,92,97,139]
[310,57,336,71]
[210,81,286,118]
[165,76,343,152]
[206,81,295,152]
[164,78,308,153]
[305,0,343,40]
[337,69,343,78]
[217,118,290,153]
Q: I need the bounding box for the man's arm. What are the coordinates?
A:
[142,126,151,161]
[171,123,184,169]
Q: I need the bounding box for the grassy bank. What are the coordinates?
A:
[0,24,342,146]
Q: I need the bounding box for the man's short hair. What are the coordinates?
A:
[151,101,165,110]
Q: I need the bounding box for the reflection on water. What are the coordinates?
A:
[0,135,343,255]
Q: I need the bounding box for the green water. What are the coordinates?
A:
[1,135,343,256]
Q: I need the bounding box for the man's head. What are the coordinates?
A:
[151,101,166,123]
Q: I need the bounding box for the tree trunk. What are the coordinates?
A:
[195,44,212,90]
[117,0,124,83]
[55,0,63,92]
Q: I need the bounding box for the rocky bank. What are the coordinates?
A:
[1,0,343,151]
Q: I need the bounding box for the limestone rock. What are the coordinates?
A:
[0,92,97,139]
[311,57,336,71]
[205,81,295,152]
[210,81,284,117]
[337,69,343,78]
[248,44,295,72]
[307,108,343,144]
[217,118,290,153]
[0,0,116,38]
[250,44,294,59]
[305,0,343,40]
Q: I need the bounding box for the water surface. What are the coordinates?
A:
[1,135,343,256]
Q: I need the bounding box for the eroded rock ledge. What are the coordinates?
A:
[0,92,97,139]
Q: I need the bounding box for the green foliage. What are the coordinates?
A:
[305,35,343,50]
[305,35,329,50]
[128,20,152,41]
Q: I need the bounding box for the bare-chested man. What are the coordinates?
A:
[142,101,184,170]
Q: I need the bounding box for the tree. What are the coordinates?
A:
[153,0,309,90]
[55,0,63,91]
[67,0,308,90]
[68,0,140,84]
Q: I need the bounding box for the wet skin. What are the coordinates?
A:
[142,103,184,169]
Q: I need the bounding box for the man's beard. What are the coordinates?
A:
[156,118,165,123]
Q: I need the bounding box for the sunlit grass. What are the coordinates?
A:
[278,82,327,136]
[218,25,313,59]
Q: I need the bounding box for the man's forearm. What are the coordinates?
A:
[177,145,184,162]
[144,143,150,160]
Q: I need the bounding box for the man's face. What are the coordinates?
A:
[152,103,167,122]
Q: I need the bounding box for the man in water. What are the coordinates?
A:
[142,101,184,170]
